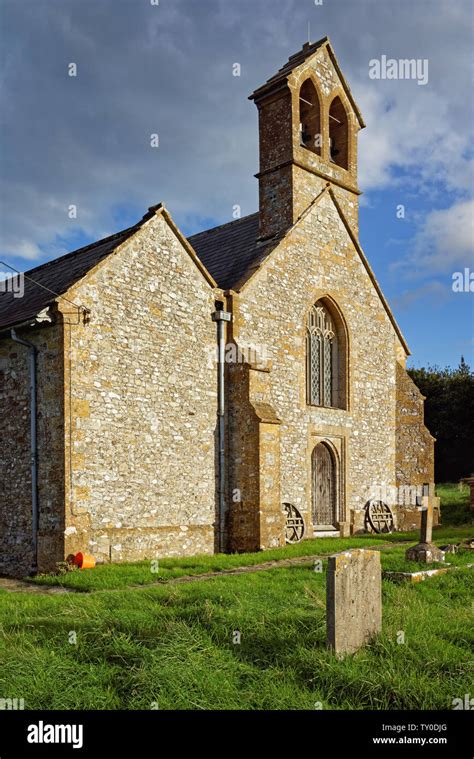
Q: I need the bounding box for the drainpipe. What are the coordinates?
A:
[212,305,231,553]
[10,329,38,573]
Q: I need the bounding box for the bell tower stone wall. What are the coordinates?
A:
[251,40,364,241]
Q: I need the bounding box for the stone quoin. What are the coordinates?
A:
[0,37,435,576]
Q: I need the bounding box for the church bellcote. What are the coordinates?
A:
[249,38,365,240]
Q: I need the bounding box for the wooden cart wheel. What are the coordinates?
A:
[283,503,305,544]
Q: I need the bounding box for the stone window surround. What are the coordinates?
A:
[295,72,353,175]
[328,95,349,170]
[307,300,337,407]
[299,77,322,156]
[305,294,349,411]
[308,430,347,530]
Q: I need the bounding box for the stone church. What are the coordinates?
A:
[0,38,435,577]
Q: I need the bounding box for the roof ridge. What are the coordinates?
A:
[249,38,328,101]
[285,37,328,65]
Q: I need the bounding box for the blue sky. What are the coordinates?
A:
[0,0,472,368]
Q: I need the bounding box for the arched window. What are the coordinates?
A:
[307,302,335,407]
[306,300,347,409]
[299,79,321,155]
[328,96,349,169]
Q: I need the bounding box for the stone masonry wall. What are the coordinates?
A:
[256,45,362,241]
[227,361,260,551]
[0,323,65,576]
[395,359,436,531]
[289,48,361,238]
[229,190,401,542]
[227,358,285,552]
[59,211,219,564]
[396,360,435,486]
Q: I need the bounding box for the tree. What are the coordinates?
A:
[408,357,474,482]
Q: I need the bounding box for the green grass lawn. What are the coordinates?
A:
[0,548,472,710]
[26,524,474,593]
[380,543,473,573]
[28,525,473,593]
[0,485,472,710]
[27,531,424,592]
[437,482,474,525]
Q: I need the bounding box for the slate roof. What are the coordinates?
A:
[249,37,365,128]
[187,213,266,291]
[0,212,265,331]
[0,196,409,354]
[249,38,328,102]
[0,225,139,331]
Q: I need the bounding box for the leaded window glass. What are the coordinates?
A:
[323,335,332,406]
[310,333,321,405]
[307,302,336,407]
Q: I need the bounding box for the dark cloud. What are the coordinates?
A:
[0,0,472,265]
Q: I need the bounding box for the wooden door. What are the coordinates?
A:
[312,443,337,527]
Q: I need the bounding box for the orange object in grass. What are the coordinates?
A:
[74,552,96,570]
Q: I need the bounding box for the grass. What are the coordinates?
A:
[0,484,472,710]
[380,544,473,573]
[0,551,472,710]
[437,482,474,525]
[28,526,473,593]
[27,525,474,593]
[29,532,409,592]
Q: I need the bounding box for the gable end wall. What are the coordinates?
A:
[58,213,219,564]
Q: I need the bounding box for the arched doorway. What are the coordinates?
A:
[311,443,338,528]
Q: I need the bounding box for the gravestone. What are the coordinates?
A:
[326,549,382,657]
[460,475,474,511]
[405,487,445,563]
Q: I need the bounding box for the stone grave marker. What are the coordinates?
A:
[326,549,382,657]
[460,475,474,511]
[405,486,445,563]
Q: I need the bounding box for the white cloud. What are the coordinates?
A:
[3,240,41,261]
[394,199,474,275]
[357,80,474,195]
[392,280,450,310]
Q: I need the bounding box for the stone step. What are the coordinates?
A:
[313,530,341,538]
